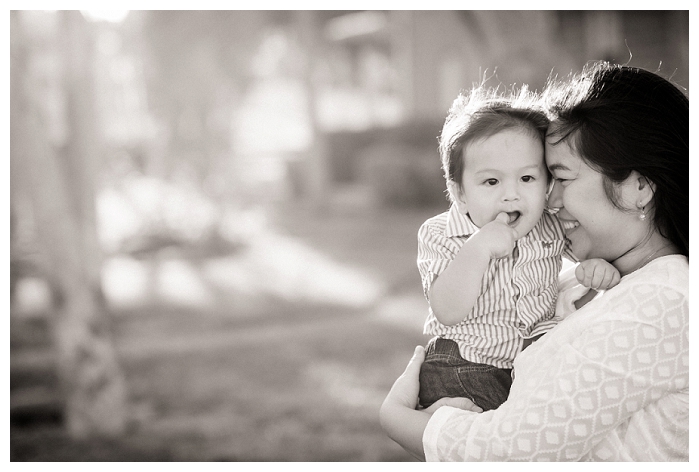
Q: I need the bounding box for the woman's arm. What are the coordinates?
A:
[379,346,481,460]
[384,283,687,461]
[423,308,687,459]
[379,347,431,460]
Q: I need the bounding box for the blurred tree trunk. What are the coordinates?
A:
[10,11,127,438]
[296,11,329,212]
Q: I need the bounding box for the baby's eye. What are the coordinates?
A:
[521,175,535,183]
[484,179,499,186]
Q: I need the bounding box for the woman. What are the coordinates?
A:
[380,62,689,461]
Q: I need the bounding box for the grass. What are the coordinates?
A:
[11,202,444,461]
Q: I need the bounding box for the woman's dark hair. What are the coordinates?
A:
[439,86,549,200]
[543,62,689,257]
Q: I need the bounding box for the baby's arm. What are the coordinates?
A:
[429,212,517,326]
[574,258,621,291]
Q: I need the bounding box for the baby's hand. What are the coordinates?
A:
[575,259,621,290]
[471,212,518,259]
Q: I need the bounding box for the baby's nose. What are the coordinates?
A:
[503,188,520,201]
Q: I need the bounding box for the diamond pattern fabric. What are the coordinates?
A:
[423,255,688,461]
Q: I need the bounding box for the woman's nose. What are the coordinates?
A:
[548,180,563,207]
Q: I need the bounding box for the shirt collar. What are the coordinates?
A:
[445,204,480,237]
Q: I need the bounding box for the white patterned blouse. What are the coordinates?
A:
[423,255,689,461]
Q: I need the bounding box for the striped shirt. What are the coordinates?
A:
[417,205,577,368]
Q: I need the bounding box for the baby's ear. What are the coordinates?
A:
[447,180,468,214]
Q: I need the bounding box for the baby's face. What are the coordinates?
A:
[455,128,549,239]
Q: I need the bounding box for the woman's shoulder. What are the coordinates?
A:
[591,255,689,328]
[624,255,688,295]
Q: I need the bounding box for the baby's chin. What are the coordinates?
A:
[510,215,541,239]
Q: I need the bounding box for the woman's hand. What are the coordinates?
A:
[424,396,483,414]
[380,346,482,460]
[383,346,425,411]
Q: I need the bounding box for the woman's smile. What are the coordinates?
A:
[559,218,580,232]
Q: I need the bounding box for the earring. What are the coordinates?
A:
[639,206,646,221]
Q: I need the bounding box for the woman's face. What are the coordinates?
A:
[545,138,638,262]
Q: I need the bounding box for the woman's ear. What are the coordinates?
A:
[447,180,468,214]
[622,171,656,211]
[635,173,657,208]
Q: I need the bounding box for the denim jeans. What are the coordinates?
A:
[418,337,512,411]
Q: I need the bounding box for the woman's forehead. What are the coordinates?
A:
[545,140,581,171]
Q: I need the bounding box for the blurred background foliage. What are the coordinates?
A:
[10,10,689,461]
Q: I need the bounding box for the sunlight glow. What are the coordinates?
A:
[156,259,213,307]
[102,257,214,309]
[81,10,129,23]
[101,257,151,307]
[12,277,52,314]
[102,230,386,311]
[203,233,385,308]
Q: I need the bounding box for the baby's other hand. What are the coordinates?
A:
[575,259,621,290]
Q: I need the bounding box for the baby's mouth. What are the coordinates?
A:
[506,211,521,225]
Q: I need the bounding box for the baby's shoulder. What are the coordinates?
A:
[419,211,450,234]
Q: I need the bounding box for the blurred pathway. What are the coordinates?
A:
[12,203,437,461]
[113,291,427,359]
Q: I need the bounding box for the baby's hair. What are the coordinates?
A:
[439,85,549,202]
